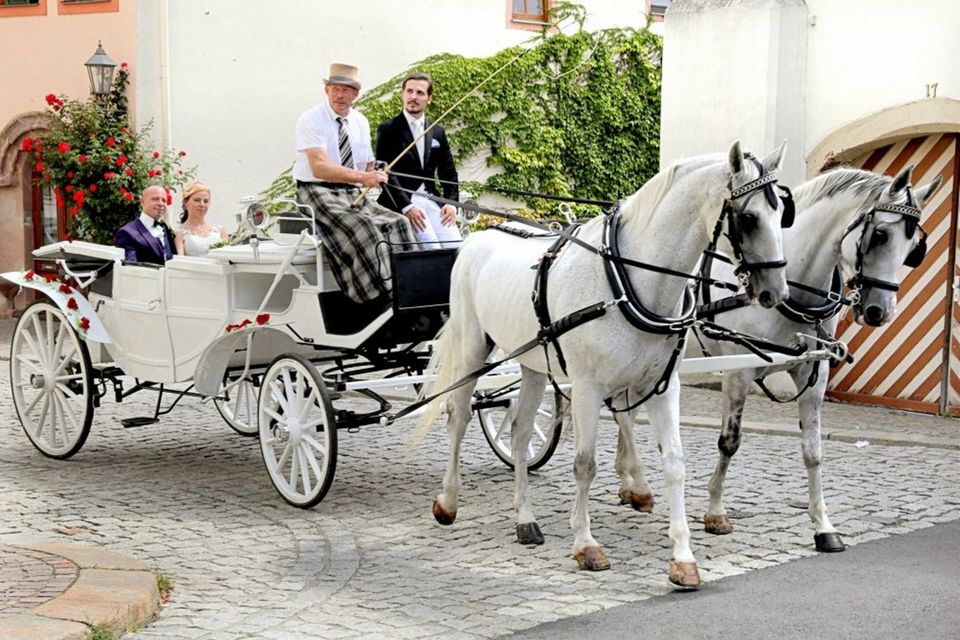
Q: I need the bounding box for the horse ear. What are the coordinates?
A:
[912,175,942,207]
[728,140,744,175]
[891,165,913,194]
[760,140,788,173]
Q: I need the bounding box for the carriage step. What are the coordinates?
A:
[120,416,159,428]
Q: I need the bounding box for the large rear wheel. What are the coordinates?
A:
[258,354,337,508]
[10,301,94,458]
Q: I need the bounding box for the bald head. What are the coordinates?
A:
[141,185,167,221]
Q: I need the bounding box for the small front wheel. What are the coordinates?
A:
[10,301,94,458]
[476,390,564,471]
[258,354,337,508]
[215,376,259,436]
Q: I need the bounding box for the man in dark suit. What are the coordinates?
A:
[115,185,174,265]
[376,72,461,248]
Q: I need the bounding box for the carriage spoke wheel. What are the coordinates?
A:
[258,354,337,508]
[10,301,94,459]
[215,377,259,436]
[477,391,564,471]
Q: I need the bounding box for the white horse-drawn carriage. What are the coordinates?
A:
[5,141,935,588]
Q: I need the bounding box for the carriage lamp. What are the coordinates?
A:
[85,41,117,98]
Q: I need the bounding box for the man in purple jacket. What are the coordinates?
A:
[114,185,174,265]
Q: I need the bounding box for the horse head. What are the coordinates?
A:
[840,166,942,326]
[723,141,790,309]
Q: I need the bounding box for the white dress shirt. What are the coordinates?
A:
[139,212,166,245]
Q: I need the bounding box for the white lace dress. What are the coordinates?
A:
[178,225,224,258]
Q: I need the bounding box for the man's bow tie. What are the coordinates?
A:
[153,220,162,228]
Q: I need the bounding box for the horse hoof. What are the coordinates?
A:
[814,532,845,553]
[516,522,545,545]
[704,513,733,535]
[432,499,456,526]
[618,488,654,513]
[573,546,611,571]
[668,560,701,589]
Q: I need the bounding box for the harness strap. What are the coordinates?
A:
[387,301,609,424]
[532,231,578,376]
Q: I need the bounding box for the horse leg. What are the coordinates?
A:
[512,367,548,545]
[792,362,845,552]
[613,403,654,512]
[433,326,492,526]
[569,382,610,571]
[647,375,700,589]
[704,368,753,535]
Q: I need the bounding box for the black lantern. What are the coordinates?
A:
[85,41,117,97]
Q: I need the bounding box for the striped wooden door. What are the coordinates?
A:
[826,133,960,415]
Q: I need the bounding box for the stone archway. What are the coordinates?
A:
[806,98,960,175]
[0,111,51,187]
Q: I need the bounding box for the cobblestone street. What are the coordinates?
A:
[1,359,958,639]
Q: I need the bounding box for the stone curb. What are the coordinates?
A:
[0,543,160,640]
[636,414,960,450]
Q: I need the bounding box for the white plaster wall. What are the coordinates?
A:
[136,0,648,227]
[660,0,808,183]
[804,0,960,155]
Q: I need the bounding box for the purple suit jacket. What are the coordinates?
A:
[115,218,174,265]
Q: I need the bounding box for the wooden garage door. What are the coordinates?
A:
[826,133,960,415]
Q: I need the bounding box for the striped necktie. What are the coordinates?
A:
[336,116,354,168]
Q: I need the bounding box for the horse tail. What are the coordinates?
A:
[405,321,458,451]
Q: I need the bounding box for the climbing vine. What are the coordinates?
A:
[262,13,662,220]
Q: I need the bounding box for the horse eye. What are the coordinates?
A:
[738,213,758,233]
[869,229,888,249]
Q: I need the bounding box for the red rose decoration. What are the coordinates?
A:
[59,283,72,293]
[239,319,252,328]
[256,313,270,325]
[57,141,70,154]
[79,317,90,330]
[23,271,34,280]
[66,297,79,310]
[42,273,57,283]
[225,324,237,333]
[106,137,116,148]
[21,137,34,152]
[45,93,57,106]
[78,155,88,163]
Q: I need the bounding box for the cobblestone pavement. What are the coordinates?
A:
[1,347,958,640]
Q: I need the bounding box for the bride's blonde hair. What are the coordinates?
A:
[180,182,211,223]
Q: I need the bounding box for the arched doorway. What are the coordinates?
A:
[813,109,960,415]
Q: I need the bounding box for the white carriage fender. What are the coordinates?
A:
[1,271,111,343]
[192,325,292,397]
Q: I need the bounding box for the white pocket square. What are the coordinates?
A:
[430,139,441,148]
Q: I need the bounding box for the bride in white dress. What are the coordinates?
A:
[174,182,229,257]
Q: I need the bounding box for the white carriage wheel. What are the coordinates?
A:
[10,300,94,459]
[215,377,259,436]
[257,354,337,508]
[477,391,564,471]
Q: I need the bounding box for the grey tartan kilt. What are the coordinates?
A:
[296,183,416,304]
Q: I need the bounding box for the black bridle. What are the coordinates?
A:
[842,186,927,301]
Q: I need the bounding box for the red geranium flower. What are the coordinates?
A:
[68,207,79,217]
[256,313,270,325]
[106,137,116,148]
[103,172,115,180]
[152,151,160,159]
[147,170,155,178]
[125,168,133,176]
[123,192,134,201]
[59,283,72,294]
[66,297,79,310]
[78,154,88,163]
[65,185,74,193]
[79,317,90,330]
[35,161,43,172]
[116,155,128,166]
[178,150,187,157]
[45,93,58,106]
[89,184,98,193]
[120,62,129,70]
[57,141,70,154]
[21,137,33,152]
[67,171,75,179]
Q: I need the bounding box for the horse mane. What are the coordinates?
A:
[619,154,722,232]
[793,167,892,212]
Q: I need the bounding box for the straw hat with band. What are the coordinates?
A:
[323,63,361,90]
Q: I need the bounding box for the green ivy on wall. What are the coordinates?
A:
[262,19,661,220]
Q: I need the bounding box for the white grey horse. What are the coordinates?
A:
[412,142,791,588]
[612,165,941,553]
